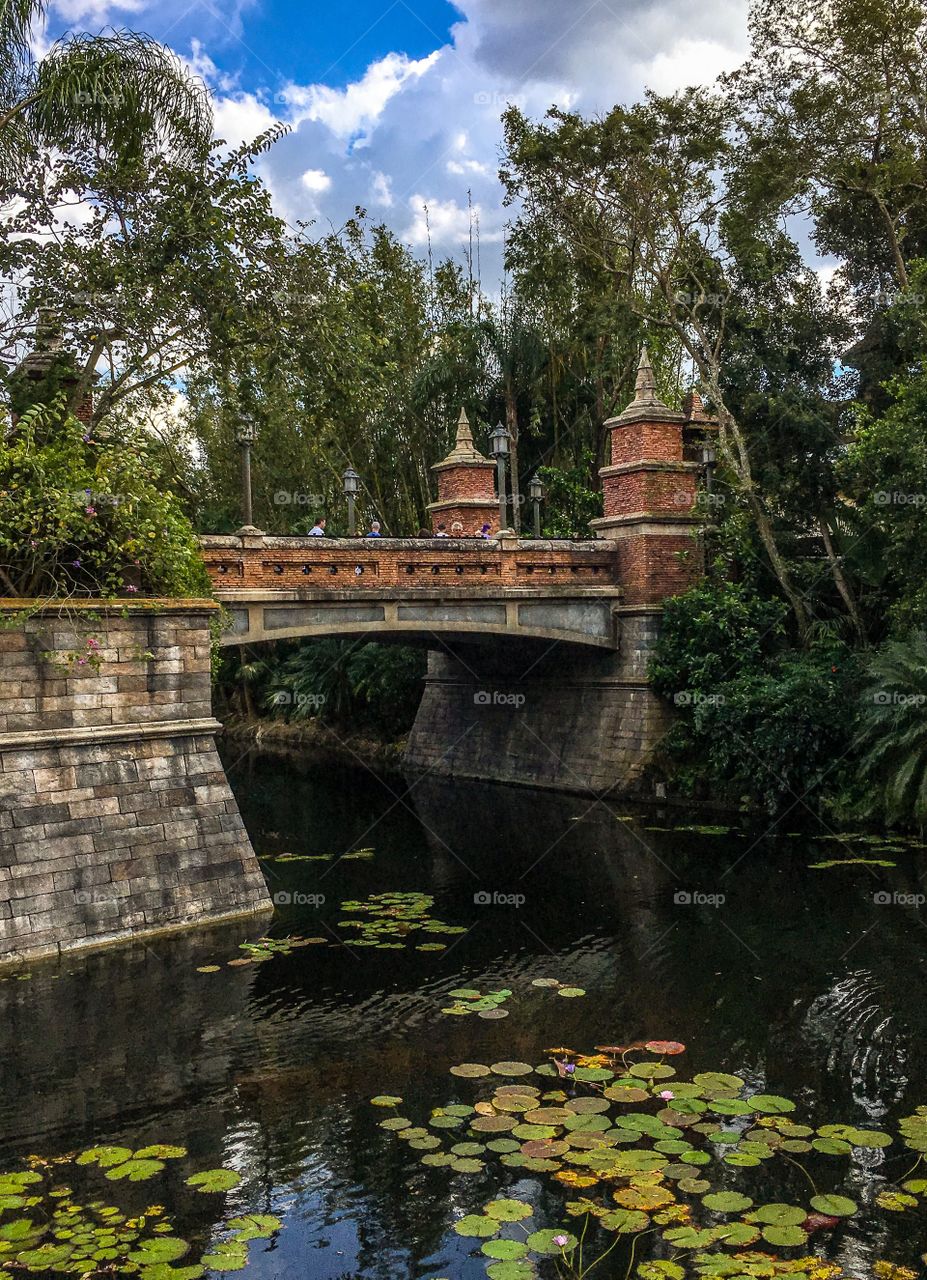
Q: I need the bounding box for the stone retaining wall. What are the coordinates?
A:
[0,601,270,962]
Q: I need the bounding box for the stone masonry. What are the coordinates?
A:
[0,601,271,963]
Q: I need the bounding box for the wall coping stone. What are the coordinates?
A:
[0,717,223,752]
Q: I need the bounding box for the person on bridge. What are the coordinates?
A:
[479,523,492,538]
[435,524,448,537]
[308,518,326,536]
[365,521,381,537]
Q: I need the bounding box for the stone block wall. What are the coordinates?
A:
[0,602,270,963]
[404,609,673,795]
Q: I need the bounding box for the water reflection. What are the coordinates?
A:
[0,755,924,1276]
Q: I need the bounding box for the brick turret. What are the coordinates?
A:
[10,310,95,425]
[590,347,703,604]
[427,408,498,535]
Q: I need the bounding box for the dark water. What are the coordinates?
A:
[2,755,927,1278]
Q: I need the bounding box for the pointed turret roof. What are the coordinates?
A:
[432,407,494,470]
[610,346,685,426]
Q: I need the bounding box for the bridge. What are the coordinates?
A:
[198,349,717,797]
[201,534,623,651]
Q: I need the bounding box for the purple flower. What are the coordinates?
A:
[85,505,96,516]
[71,558,81,568]
[564,1063,575,1075]
[125,584,138,593]
[82,433,92,442]
[659,1089,675,1100]
[553,1235,569,1248]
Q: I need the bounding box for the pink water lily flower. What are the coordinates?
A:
[552,1235,569,1248]
[659,1089,675,1100]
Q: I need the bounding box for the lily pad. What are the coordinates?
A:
[485,1199,533,1222]
[525,1229,577,1254]
[490,1062,534,1076]
[702,1192,753,1213]
[482,1240,529,1260]
[809,1194,857,1217]
[453,1214,498,1238]
[185,1169,241,1194]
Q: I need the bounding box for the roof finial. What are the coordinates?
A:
[634,344,656,401]
[455,406,474,449]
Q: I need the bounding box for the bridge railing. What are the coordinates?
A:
[199,534,621,593]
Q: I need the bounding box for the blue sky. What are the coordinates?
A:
[44,0,750,283]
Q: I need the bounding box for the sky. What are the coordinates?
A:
[43,0,751,283]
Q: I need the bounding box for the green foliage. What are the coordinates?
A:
[855,634,927,824]
[651,582,861,811]
[0,401,211,598]
[537,457,602,538]
[0,3,210,181]
[218,640,426,739]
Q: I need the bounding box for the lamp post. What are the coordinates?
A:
[342,466,360,536]
[701,443,717,495]
[235,413,256,528]
[529,474,544,539]
[489,422,510,535]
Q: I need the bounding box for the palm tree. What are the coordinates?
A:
[856,634,927,823]
[0,0,210,183]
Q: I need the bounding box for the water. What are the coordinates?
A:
[2,754,926,1278]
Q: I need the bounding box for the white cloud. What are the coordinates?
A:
[212,92,280,149]
[301,168,332,193]
[279,51,440,144]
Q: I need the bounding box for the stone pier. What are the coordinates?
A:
[404,608,673,795]
[0,600,270,963]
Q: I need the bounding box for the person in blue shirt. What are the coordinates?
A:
[308,517,326,536]
[365,521,381,537]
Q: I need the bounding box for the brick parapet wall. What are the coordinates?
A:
[200,536,622,593]
[0,602,270,963]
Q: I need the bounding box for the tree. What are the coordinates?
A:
[0,1,210,185]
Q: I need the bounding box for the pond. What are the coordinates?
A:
[1,754,926,1280]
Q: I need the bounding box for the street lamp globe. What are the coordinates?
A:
[489,422,510,458]
[342,466,360,496]
[529,474,543,503]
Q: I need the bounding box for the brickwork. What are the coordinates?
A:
[0,602,270,963]
[201,536,620,592]
[427,408,500,534]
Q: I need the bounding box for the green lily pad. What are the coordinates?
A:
[485,1263,536,1280]
[450,1064,490,1078]
[761,1225,807,1247]
[600,1208,649,1233]
[76,1147,133,1169]
[748,1095,795,1114]
[752,1204,806,1226]
[453,1214,498,1238]
[370,1095,403,1106]
[557,987,585,998]
[133,1146,187,1160]
[490,1062,534,1076]
[702,1192,753,1213]
[185,1169,241,1194]
[104,1159,164,1182]
[482,1240,529,1260]
[525,1229,576,1254]
[809,1194,857,1217]
[127,1238,190,1263]
[485,1199,533,1222]
[226,1215,281,1240]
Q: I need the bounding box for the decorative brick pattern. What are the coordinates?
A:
[0,603,270,962]
[201,536,621,592]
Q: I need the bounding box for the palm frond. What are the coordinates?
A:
[24,30,210,164]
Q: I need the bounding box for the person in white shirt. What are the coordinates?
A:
[308,518,326,536]
[435,523,448,537]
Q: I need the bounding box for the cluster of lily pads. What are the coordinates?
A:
[441,979,585,1019]
[0,1145,281,1276]
[373,1040,927,1280]
[196,935,326,972]
[337,892,467,951]
[260,847,374,863]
